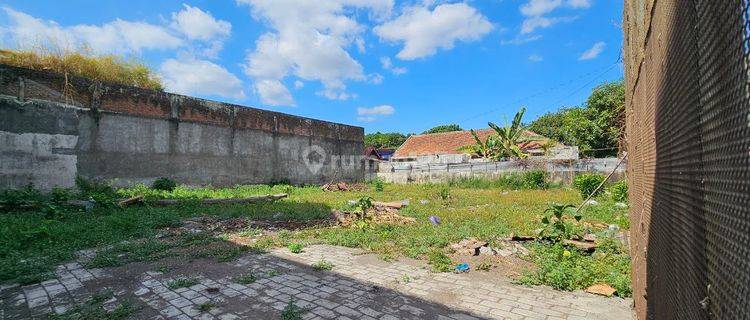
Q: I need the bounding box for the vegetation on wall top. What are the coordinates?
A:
[0,48,163,90]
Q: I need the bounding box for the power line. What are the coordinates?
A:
[428,55,623,130]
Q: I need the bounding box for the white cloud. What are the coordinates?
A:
[171,5,231,41]
[500,34,542,45]
[578,41,605,60]
[567,0,591,9]
[255,79,295,106]
[1,7,183,53]
[170,4,231,57]
[239,0,393,105]
[380,56,407,75]
[374,3,492,60]
[160,58,245,99]
[356,104,394,122]
[518,0,588,34]
[520,0,562,16]
[358,105,395,115]
[368,73,384,84]
[294,80,304,89]
[528,54,543,62]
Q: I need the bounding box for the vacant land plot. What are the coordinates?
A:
[0,178,632,319]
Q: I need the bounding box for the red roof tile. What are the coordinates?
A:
[393,129,549,158]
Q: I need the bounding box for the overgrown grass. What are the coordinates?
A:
[0,48,163,90]
[518,239,632,297]
[0,177,629,293]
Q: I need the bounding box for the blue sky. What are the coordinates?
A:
[0,0,623,134]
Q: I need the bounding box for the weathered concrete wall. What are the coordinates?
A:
[376,157,625,185]
[0,65,364,189]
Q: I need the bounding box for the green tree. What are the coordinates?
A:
[528,80,624,157]
[364,132,409,149]
[422,124,462,134]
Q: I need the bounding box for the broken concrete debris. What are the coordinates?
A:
[450,238,528,257]
[322,182,367,192]
[585,283,617,297]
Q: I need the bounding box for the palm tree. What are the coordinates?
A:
[488,107,541,159]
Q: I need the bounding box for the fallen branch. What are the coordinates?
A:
[118,196,143,207]
[150,193,288,206]
[373,201,406,209]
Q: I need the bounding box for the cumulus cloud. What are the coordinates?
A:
[380,56,407,75]
[160,58,245,99]
[518,0,588,34]
[356,104,394,122]
[374,3,492,60]
[0,7,183,53]
[578,41,605,60]
[171,5,231,41]
[255,79,295,106]
[238,0,393,105]
[170,4,231,57]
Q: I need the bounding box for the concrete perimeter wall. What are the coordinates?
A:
[0,65,364,189]
[376,157,625,184]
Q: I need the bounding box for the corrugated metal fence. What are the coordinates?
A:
[624,0,750,319]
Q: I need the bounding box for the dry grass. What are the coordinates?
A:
[0,48,163,90]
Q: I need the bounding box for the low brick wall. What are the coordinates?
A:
[0,65,364,189]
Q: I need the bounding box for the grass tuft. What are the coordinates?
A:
[0,48,163,90]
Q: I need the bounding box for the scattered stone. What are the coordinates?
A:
[583,234,597,242]
[586,284,617,297]
[478,246,495,256]
[614,202,628,208]
[419,199,429,205]
[584,199,599,206]
[450,238,488,256]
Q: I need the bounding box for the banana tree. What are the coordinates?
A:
[456,129,499,159]
[488,107,541,159]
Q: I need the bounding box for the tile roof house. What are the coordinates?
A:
[392,129,555,159]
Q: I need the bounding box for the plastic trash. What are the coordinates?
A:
[428,216,441,225]
[455,263,470,272]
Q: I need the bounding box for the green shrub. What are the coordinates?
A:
[75,177,118,207]
[573,173,606,199]
[373,178,384,192]
[610,180,628,202]
[522,170,549,189]
[539,203,581,241]
[152,178,177,192]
